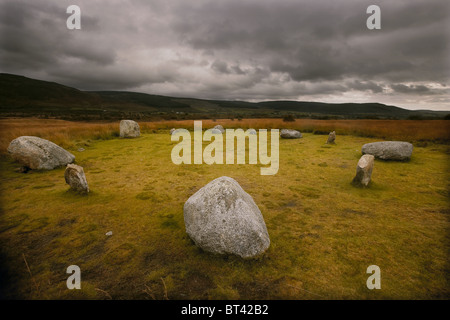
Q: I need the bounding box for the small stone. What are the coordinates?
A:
[352,154,374,187]
[213,125,225,133]
[77,148,85,152]
[64,164,89,193]
[105,231,113,236]
[326,131,336,144]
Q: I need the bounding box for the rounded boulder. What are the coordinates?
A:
[120,120,140,138]
[7,136,75,170]
[362,141,413,161]
[184,176,270,258]
[280,129,302,139]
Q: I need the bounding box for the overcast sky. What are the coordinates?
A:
[1,0,449,110]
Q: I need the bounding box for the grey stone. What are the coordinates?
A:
[120,120,140,138]
[213,125,225,133]
[211,128,223,134]
[280,129,302,139]
[362,141,413,161]
[7,136,75,170]
[248,128,257,135]
[77,148,85,152]
[184,176,270,258]
[327,131,336,144]
[170,128,176,135]
[64,164,89,193]
[105,231,113,236]
[352,155,374,187]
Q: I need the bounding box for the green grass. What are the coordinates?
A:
[0,133,448,299]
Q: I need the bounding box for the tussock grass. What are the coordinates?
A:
[0,126,448,299]
[139,118,450,142]
[0,118,449,156]
[0,119,119,153]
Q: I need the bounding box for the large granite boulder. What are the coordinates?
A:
[184,176,270,258]
[120,120,140,138]
[65,164,89,193]
[352,155,374,187]
[362,141,413,161]
[7,136,75,170]
[280,129,302,139]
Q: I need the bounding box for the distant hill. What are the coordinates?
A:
[0,73,447,120]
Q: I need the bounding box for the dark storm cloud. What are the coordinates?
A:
[211,60,231,74]
[173,0,448,107]
[0,1,115,71]
[211,60,247,75]
[0,0,448,109]
[171,0,448,84]
[391,84,430,94]
[347,80,385,94]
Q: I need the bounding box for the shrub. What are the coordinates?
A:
[283,114,296,122]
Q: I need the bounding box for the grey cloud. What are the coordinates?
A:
[211,60,247,75]
[230,65,246,75]
[0,0,115,72]
[211,60,230,74]
[0,0,448,110]
[170,0,448,85]
[347,80,384,93]
[391,84,430,94]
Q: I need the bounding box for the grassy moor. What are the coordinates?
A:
[0,118,448,299]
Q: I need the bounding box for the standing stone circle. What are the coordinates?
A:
[280,129,302,139]
[183,176,270,258]
[120,120,140,138]
[7,136,75,170]
[326,131,336,144]
[352,154,374,187]
[362,141,413,161]
[64,164,89,193]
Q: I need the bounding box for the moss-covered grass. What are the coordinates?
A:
[0,131,448,299]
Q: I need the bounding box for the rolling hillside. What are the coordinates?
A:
[0,73,446,120]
